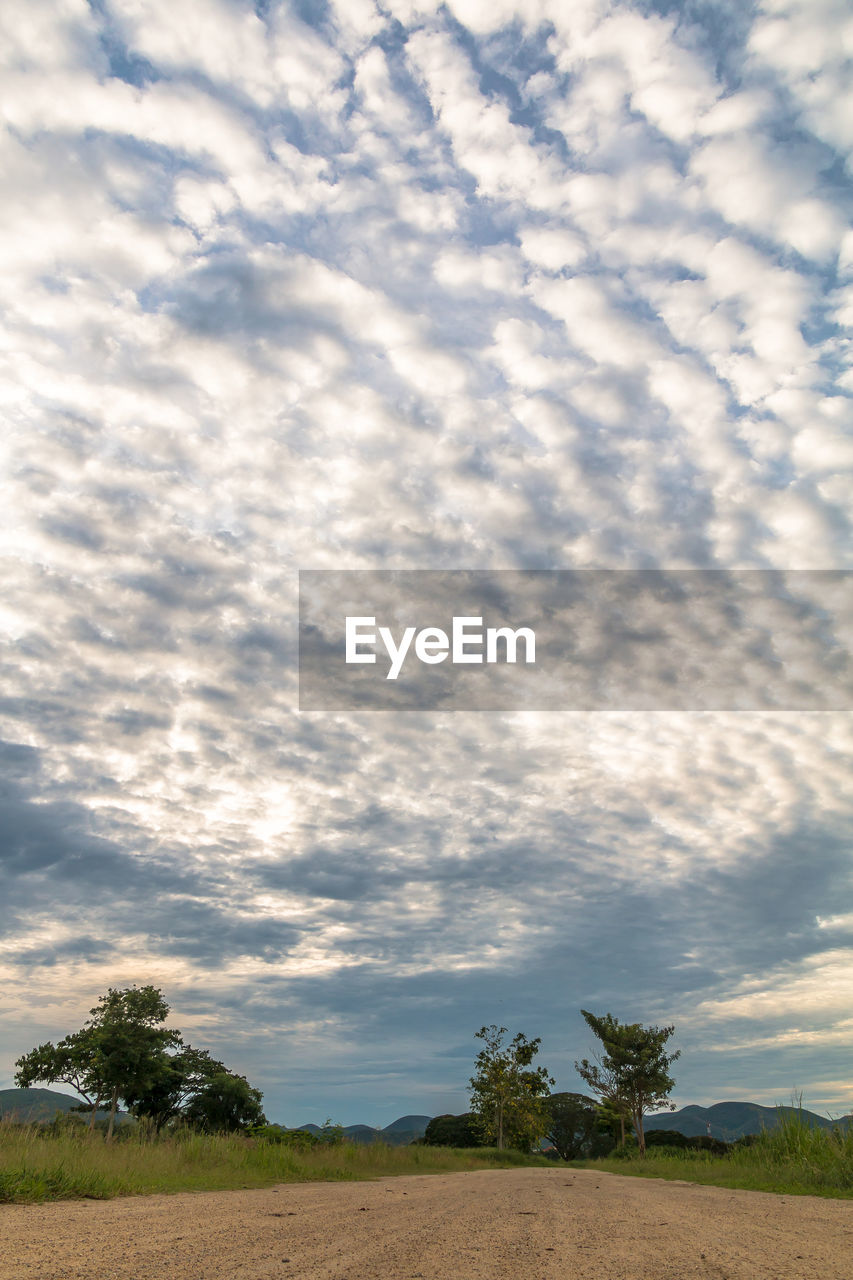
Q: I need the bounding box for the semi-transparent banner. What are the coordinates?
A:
[298,570,852,711]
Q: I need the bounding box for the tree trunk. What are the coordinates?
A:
[106,1086,119,1142]
[88,1095,103,1131]
[634,1110,646,1156]
[497,1098,504,1151]
[619,1113,625,1147]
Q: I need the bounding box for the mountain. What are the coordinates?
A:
[289,1116,431,1145]
[343,1124,382,1143]
[645,1101,852,1141]
[0,1087,85,1122]
[291,1123,386,1143]
[0,1087,133,1126]
[379,1115,432,1145]
[383,1114,432,1135]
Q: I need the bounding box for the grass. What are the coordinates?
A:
[9,1105,850,1203]
[0,1121,552,1204]
[583,1107,853,1199]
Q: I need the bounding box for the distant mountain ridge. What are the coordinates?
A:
[292,1115,432,1146]
[0,1088,133,1126]
[4,1090,849,1145]
[645,1101,852,1141]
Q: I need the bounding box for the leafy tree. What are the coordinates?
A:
[14,986,265,1139]
[593,1095,632,1149]
[86,987,181,1139]
[182,1071,266,1132]
[15,1034,106,1130]
[544,1092,599,1161]
[575,1010,680,1155]
[423,1112,485,1148]
[469,1025,554,1152]
[123,1046,227,1133]
[16,986,180,1140]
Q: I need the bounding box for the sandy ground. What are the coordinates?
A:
[2,1168,852,1280]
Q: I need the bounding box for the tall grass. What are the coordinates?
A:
[587,1105,853,1198]
[0,1120,551,1204]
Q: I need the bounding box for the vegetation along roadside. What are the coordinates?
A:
[4,985,851,1203]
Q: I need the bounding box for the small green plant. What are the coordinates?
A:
[318,1119,345,1145]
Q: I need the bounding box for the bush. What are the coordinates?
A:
[317,1120,345,1145]
[645,1129,729,1156]
[264,1128,320,1149]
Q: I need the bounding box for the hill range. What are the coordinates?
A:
[0,1087,134,1126]
[290,1115,433,1146]
[644,1100,851,1142]
[0,1090,429,1143]
[2,1090,849,1144]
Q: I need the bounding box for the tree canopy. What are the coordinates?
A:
[543,1092,599,1161]
[122,1045,229,1132]
[15,986,180,1139]
[14,985,264,1137]
[469,1024,554,1152]
[574,1010,680,1155]
[422,1112,485,1148]
[183,1071,266,1132]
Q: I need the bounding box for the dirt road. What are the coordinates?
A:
[3,1168,852,1280]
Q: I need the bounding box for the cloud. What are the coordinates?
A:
[0,0,851,1122]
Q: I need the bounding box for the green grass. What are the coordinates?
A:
[0,1122,552,1203]
[583,1108,853,1199]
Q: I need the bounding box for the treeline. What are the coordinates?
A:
[453,1011,680,1158]
[13,988,679,1157]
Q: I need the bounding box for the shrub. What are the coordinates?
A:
[645,1129,729,1156]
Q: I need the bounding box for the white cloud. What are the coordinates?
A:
[748,0,853,158]
[519,226,586,272]
[691,135,844,261]
[530,274,664,370]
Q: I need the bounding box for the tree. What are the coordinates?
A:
[14,1033,107,1131]
[183,1071,266,1132]
[575,1010,680,1155]
[15,986,180,1140]
[14,986,264,1139]
[123,1046,227,1133]
[593,1095,632,1150]
[85,987,181,1139]
[543,1092,599,1161]
[469,1025,554,1152]
[423,1113,485,1148]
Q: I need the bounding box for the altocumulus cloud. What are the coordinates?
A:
[0,0,851,1123]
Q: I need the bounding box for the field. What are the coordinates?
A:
[0,1122,550,1203]
[583,1109,853,1199]
[3,1106,853,1205]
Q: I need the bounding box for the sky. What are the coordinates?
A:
[1,0,852,1128]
